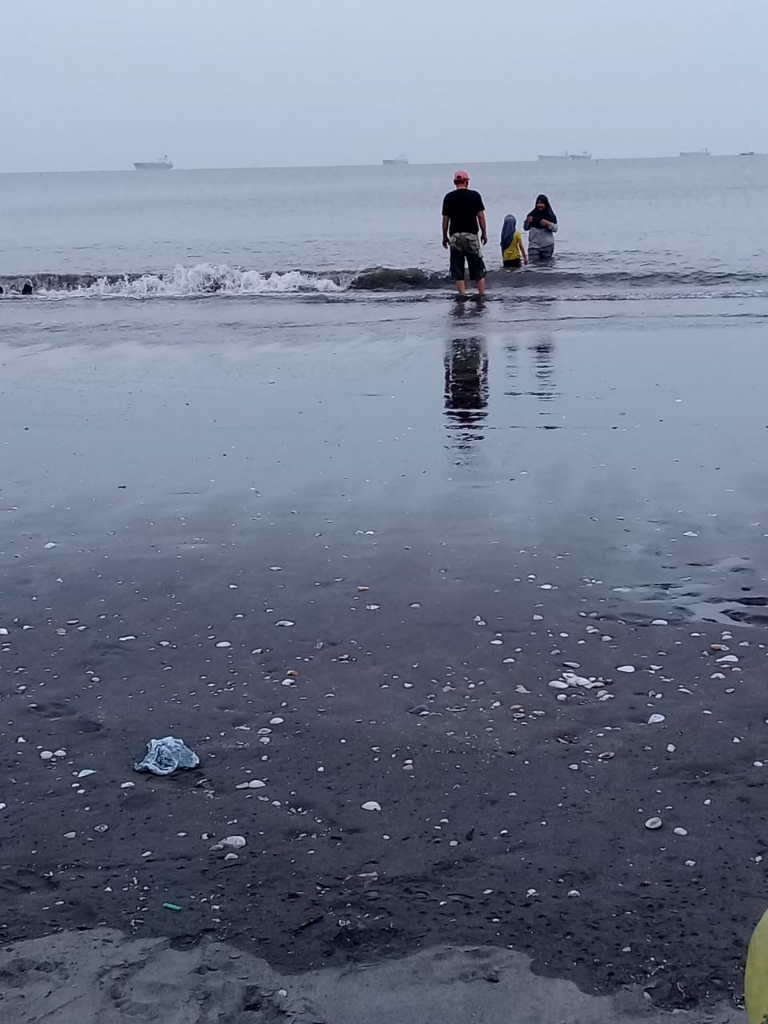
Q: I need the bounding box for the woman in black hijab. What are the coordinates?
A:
[524,194,558,261]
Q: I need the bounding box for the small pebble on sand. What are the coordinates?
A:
[221,836,246,849]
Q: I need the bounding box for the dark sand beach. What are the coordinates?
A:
[0,295,765,1020]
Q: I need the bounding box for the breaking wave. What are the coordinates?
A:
[0,264,346,299]
[1,262,768,301]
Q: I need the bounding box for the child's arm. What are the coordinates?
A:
[519,235,528,265]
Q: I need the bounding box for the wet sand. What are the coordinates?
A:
[0,929,740,1024]
[0,296,766,1017]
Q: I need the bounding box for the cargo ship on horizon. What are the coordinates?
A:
[134,156,173,171]
[538,151,592,161]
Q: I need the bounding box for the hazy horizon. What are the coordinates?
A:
[1,153,763,177]
[4,0,766,173]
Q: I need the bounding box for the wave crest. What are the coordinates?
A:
[2,262,767,301]
[0,263,345,299]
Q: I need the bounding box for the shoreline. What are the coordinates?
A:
[0,929,742,1024]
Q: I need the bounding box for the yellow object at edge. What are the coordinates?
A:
[746,908,768,1024]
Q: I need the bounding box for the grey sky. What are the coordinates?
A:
[3,0,765,171]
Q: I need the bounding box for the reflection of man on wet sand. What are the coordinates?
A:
[444,337,489,463]
[444,337,489,421]
[444,335,487,464]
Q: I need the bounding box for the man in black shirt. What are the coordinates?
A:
[441,170,488,296]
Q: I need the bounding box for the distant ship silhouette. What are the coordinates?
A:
[134,156,173,171]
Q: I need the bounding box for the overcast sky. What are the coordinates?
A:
[2,0,765,172]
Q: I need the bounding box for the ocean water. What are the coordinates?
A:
[1,156,767,302]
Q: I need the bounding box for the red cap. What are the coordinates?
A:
[453,169,469,182]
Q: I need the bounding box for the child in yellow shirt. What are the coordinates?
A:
[500,214,528,269]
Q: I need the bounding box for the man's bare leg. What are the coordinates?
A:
[476,277,486,297]
[455,279,467,296]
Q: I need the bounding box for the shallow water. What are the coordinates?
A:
[1,157,767,302]
[2,296,767,626]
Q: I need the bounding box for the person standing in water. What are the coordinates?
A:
[441,170,488,297]
[500,214,528,268]
[524,194,558,261]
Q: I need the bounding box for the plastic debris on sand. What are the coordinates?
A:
[134,737,200,775]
